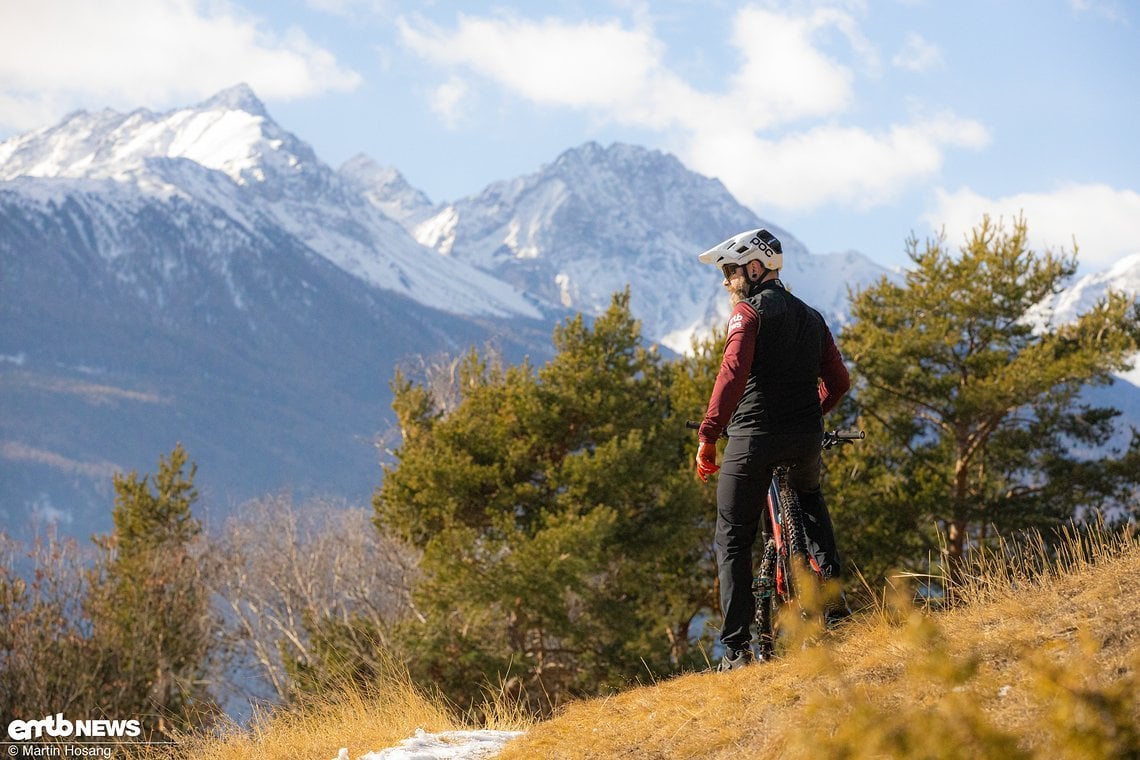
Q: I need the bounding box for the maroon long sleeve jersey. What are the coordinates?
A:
[698,296,851,444]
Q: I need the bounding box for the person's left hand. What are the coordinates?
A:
[695,440,719,482]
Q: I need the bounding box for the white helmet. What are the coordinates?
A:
[698,228,783,273]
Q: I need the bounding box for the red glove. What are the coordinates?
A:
[695,440,720,482]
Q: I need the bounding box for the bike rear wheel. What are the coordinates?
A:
[778,478,814,602]
[753,538,777,660]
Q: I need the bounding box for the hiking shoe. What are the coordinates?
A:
[717,647,753,672]
[825,603,852,630]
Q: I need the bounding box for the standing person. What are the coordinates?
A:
[693,228,851,671]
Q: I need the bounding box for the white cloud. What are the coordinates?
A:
[398,5,987,215]
[0,91,70,136]
[1069,0,1128,23]
[686,112,988,212]
[305,0,393,18]
[398,13,667,110]
[397,6,871,132]
[925,184,1140,271]
[726,7,861,126]
[892,32,943,71]
[0,0,360,132]
[430,76,471,128]
[394,5,1136,264]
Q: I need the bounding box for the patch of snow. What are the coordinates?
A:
[341,728,525,760]
[555,273,573,308]
[660,324,701,355]
[1029,252,1140,387]
[414,206,460,255]
[1117,354,1140,389]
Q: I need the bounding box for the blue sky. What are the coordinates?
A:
[1,0,1136,274]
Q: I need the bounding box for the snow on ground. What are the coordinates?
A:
[334,728,526,760]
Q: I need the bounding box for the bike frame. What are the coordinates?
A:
[753,467,815,660]
[687,422,863,661]
[766,469,824,596]
[751,430,863,660]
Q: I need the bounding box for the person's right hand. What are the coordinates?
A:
[695,440,720,482]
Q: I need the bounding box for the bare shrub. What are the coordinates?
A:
[207,494,418,705]
[0,530,106,718]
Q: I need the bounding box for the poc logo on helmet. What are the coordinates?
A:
[749,234,777,260]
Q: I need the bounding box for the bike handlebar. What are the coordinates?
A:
[821,429,865,449]
[686,420,865,448]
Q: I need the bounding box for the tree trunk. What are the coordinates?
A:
[665,618,691,665]
[947,443,971,604]
[945,519,967,604]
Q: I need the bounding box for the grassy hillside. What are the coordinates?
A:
[501,526,1140,759]
[150,653,532,760]
[165,525,1139,759]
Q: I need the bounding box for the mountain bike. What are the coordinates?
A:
[688,422,864,661]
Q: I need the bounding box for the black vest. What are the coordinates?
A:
[727,280,826,436]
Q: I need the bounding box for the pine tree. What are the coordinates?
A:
[373,292,717,712]
[88,444,215,735]
[835,216,1140,591]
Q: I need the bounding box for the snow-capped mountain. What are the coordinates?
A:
[3,84,1133,543]
[370,141,891,353]
[0,85,558,541]
[1040,252,1140,323]
[338,154,437,230]
[0,84,541,321]
[0,81,890,354]
[1032,252,1140,388]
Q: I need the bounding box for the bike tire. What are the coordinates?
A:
[778,478,814,602]
[754,539,777,660]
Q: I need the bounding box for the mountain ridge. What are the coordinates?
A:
[360,139,892,353]
[2,84,1136,543]
[0,84,545,321]
[0,86,560,540]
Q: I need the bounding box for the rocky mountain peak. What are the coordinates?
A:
[199,82,269,118]
[338,154,436,227]
[0,83,317,189]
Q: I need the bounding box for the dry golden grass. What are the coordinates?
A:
[500,524,1140,759]
[145,657,532,760]
[162,524,1138,759]
[164,687,451,760]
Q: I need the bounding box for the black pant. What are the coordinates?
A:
[714,429,843,650]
